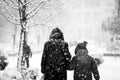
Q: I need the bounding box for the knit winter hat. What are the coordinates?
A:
[75,43,87,55]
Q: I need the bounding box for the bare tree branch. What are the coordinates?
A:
[41,12,57,24]
[0,13,20,25]
[23,0,34,6]
[8,0,18,7]
[0,29,12,33]
[26,1,45,16]
[41,6,54,10]
[26,23,40,28]
[18,0,23,5]
[26,23,51,28]
[27,0,47,5]
[3,0,19,10]
[27,8,40,20]
[27,11,57,28]
[5,14,20,23]
[17,0,34,9]
[4,6,21,21]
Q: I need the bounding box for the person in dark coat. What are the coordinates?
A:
[0,50,8,70]
[70,43,100,80]
[0,56,8,70]
[41,27,71,80]
[23,41,32,68]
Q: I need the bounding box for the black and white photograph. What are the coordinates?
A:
[0,0,120,80]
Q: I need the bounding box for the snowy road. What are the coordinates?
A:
[7,53,120,80]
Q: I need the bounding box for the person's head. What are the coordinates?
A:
[23,40,27,44]
[49,27,64,40]
[23,40,28,48]
[75,42,88,56]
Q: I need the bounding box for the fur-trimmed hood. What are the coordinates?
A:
[49,27,64,40]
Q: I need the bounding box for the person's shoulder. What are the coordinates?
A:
[61,41,69,48]
[61,41,68,45]
[88,55,95,62]
[44,40,52,45]
[73,55,77,59]
[64,41,68,44]
[44,40,57,47]
[27,45,30,48]
[71,56,77,61]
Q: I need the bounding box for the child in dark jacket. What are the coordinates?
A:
[70,42,100,80]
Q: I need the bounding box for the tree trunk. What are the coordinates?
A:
[116,0,120,16]
[17,28,28,70]
[17,29,24,70]
[17,0,27,71]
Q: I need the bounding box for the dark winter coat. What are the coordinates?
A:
[23,44,32,57]
[0,51,8,70]
[70,48,100,80]
[0,56,8,70]
[41,27,71,80]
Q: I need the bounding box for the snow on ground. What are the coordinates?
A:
[99,57,120,80]
[5,53,120,80]
[3,44,120,80]
[68,56,120,80]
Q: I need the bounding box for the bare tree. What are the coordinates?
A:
[0,0,62,70]
[102,0,120,36]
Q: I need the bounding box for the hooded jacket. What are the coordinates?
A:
[41,27,71,80]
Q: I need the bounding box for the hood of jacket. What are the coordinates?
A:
[49,27,64,40]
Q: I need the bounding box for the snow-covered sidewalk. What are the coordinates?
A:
[2,53,120,80]
[98,57,120,80]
